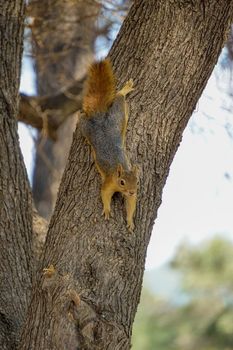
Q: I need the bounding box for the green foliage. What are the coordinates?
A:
[132,290,177,350]
[171,237,233,294]
[132,237,233,350]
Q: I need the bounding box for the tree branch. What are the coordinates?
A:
[19,77,85,139]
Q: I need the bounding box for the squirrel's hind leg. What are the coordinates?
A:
[117,79,134,146]
[118,79,134,97]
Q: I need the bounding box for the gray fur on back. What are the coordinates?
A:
[80,96,130,174]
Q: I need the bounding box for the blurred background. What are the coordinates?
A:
[19,1,233,349]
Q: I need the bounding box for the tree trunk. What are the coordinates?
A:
[18,1,233,349]
[30,0,97,218]
[0,2,33,349]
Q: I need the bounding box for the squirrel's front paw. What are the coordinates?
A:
[127,220,135,233]
[102,208,111,220]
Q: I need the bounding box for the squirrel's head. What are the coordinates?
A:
[114,164,138,197]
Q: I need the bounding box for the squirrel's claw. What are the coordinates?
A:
[127,221,135,233]
[43,265,55,278]
[118,79,134,97]
[127,78,134,90]
[102,208,110,220]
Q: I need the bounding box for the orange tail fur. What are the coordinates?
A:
[82,59,116,116]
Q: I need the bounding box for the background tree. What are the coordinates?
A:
[1,0,233,349]
[133,237,233,350]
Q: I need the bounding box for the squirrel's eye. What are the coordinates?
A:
[120,179,125,186]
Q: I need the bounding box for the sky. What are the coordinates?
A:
[19,52,233,270]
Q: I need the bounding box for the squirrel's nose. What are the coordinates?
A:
[129,191,135,196]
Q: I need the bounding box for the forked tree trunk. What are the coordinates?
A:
[17,1,233,349]
[0,2,33,349]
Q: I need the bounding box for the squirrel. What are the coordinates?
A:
[80,58,138,232]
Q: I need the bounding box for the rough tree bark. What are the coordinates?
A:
[14,1,233,349]
[0,1,33,349]
[30,0,98,218]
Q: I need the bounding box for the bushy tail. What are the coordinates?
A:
[82,59,116,116]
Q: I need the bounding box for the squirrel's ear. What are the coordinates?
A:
[117,164,123,178]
